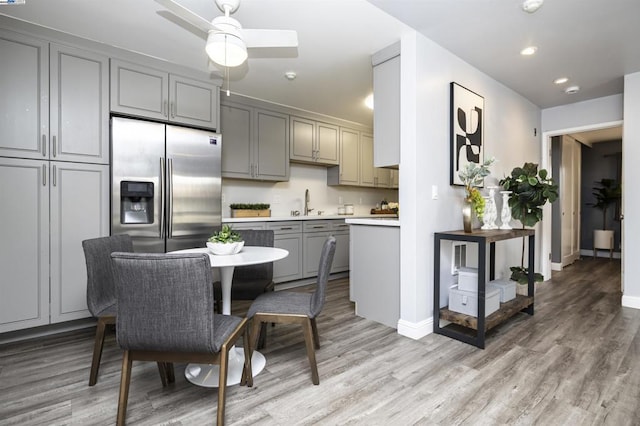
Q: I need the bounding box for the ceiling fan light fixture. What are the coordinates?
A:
[206,31,247,67]
[522,0,543,13]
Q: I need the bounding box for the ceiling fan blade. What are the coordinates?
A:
[242,29,299,48]
[155,0,215,33]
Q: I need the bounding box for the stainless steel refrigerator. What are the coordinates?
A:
[111,116,221,252]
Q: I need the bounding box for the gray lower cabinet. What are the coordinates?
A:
[110,59,219,130]
[221,100,290,181]
[0,158,110,333]
[267,222,303,283]
[302,220,350,278]
[0,30,109,164]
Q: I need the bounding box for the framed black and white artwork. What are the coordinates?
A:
[450,82,484,186]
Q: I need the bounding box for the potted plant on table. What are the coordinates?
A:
[499,162,558,285]
[458,158,495,232]
[207,224,244,255]
[589,178,621,257]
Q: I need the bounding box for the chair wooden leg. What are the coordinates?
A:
[240,328,253,387]
[218,346,229,426]
[165,362,175,383]
[249,318,263,356]
[89,317,109,386]
[157,362,169,387]
[257,322,268,350]
[310,317,320,349]
[301,318,319,385]
[116,350,133,426]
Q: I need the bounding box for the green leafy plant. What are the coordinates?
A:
[458,158,495,219]
[588,178,621,230]
[229,203,270,210]
[499,162,558,284]
[208,224,242,243]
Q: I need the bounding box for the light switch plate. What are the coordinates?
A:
[432,185,438,200]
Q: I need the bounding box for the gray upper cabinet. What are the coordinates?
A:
[0,30,108,164]
[221,99,289,181]
[110,59,219,130]
[360,132,375,187]
[50,43,109,164]
[327,127,360,186]
[290,116,339,166]
[372,44,400,168]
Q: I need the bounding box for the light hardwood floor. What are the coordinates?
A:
[1,257,637,425]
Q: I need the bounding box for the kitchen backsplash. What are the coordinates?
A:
[222,163,398,217]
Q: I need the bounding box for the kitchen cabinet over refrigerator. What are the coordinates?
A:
[111,117,222,252]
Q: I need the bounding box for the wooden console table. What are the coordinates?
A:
[433,229,535,349]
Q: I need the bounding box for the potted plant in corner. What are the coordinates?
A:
[589,178,621,258]
[499,162,558,287]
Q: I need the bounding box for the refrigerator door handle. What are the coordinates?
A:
[168,158,174,238]
[160,157,166,238]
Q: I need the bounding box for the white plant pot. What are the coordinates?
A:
[593,230,614,250]
[206,241,244,255]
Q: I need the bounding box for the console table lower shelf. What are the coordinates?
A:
[439,294,533,331]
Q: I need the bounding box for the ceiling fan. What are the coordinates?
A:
[155,0,298,68]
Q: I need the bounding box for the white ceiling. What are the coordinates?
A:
[2,0,639,133]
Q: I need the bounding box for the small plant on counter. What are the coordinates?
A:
[229,203,270,210]
[208,224,242,244]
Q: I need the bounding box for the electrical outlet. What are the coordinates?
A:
[359,197,362,205]
[221,193,225,203]
[338,196,343,204]
[432,185,439,200]
[274,195,281,204]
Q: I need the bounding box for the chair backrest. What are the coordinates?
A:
[233,229,274,282]
[110,252,222,353]
[310,236,337,318]
[82,234,133,316]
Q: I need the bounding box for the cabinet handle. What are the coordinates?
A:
[42,135,47,157]
[42,164,46,186]
[171,102,175,118]
[163,100,168,117]
[52,135,57,158]
[52,165,56,186]
[280,227,293,230]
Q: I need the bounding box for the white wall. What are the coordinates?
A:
[541,94,623,132]
[398,31,543,339]
[222,163,397,218]
[622,72,640,308]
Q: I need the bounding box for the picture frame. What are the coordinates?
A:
[450,82,484,186]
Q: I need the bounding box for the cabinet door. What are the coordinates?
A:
[169,74,219,129]
[338,128,360,185]
[331,231,350,274]
[49,162,110,323]
[0,30,49,160]
[360,133,375,187]
[110,59,168,121]
[274,234,303,283]
[303,231,332,278]
[50,44,109,164]
[254,108,289,181]
[316,122,339,165]
[375,167,391,188]
[0,158,50,333]
[390,169,399,188]
[290,116,315,163]
[373,54,400,167]
[221,102,253,178]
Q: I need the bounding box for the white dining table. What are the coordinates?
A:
[170,246,288,388]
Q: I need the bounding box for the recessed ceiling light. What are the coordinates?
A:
[554,77,569,85]
[565,85,580,94]
[520,46,538,56]
[522,0,544,13]
[364,93,374,110]
[284,71,297,80]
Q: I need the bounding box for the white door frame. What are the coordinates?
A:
[540,119,623,281]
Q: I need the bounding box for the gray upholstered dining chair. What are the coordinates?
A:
[247,236,336,385]
[110,252,252,426]
[213,229,275,348]
[82,234,133,386]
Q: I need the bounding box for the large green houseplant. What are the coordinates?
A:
[499,162,558,284]
[589,178,621,230]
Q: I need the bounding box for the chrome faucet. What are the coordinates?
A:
[304,189,313,215]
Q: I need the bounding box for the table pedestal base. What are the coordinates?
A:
[185,347,265,387]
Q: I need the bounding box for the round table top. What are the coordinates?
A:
[172,246,289,268]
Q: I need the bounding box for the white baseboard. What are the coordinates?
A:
[397,317,433,340]
[551,262,562,271]
[0,318,96,345]
[622,295,640,310]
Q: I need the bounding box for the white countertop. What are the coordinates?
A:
[345,217,400,227]
[223,214,397,223]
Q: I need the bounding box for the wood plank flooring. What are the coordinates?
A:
[1,257,637,425]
